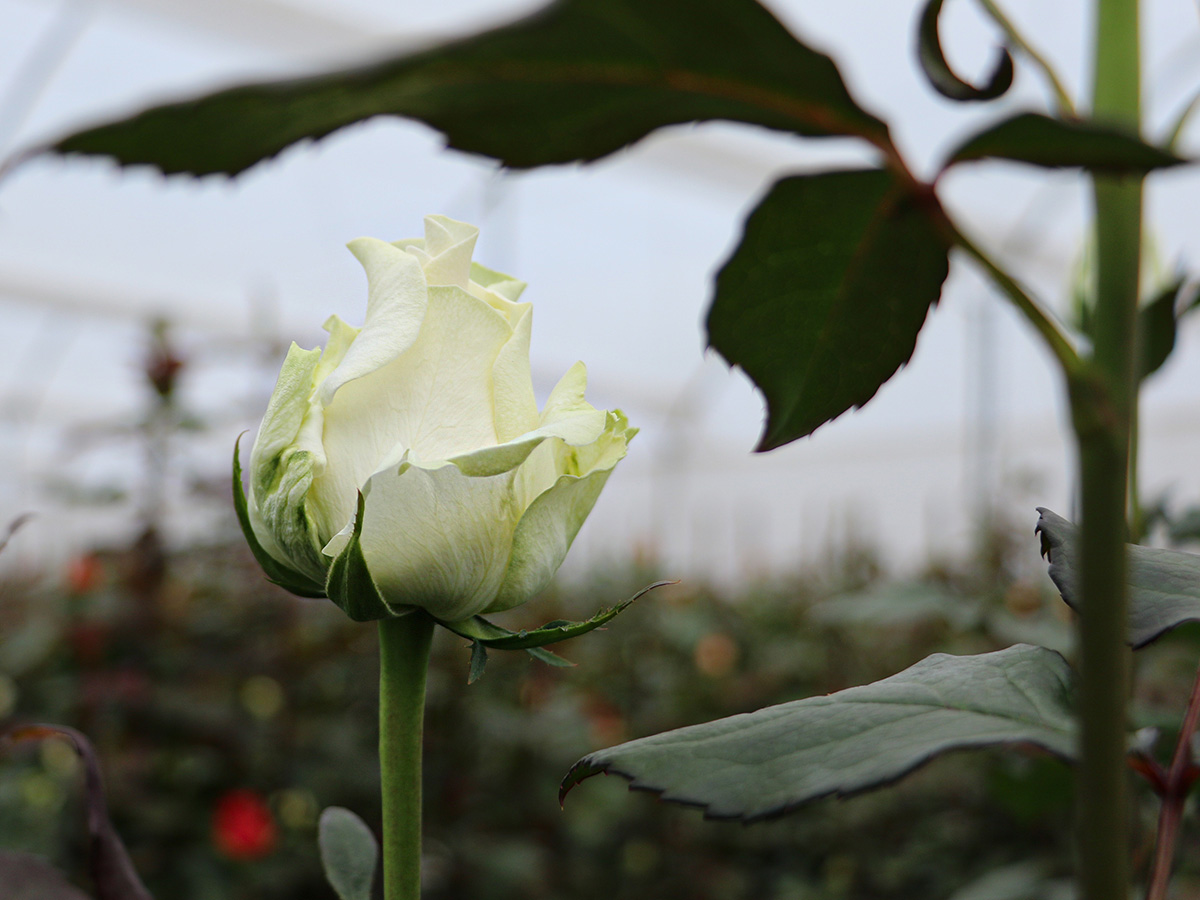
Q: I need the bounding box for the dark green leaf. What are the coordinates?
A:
[324,492,396,621]
[47,0,888,177]
[946,113,1185,172]
[439,581,671,650]
[232,437,326,599]
[2,725,154,900]
[706,169,950,450]
[1036,507,1200,648]
[916,0,1013,102]
[1137,279,1184,380]
[561,645,1075,821]
[318,807,378,900]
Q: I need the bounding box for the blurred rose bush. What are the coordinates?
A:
[238,215,633,622]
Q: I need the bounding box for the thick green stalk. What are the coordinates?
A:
[378,613,436,900]
[1076,1,1141,898]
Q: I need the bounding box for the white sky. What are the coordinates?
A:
[1,0,1199,582]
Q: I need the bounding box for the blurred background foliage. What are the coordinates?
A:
[7,503,1200,899]
[2,321,1200,900]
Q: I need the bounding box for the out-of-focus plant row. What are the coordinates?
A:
[2,521,1199,900]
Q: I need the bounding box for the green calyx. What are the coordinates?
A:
[439,581,674,683]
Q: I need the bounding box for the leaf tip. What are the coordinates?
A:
[468,641,488,684]
[559,756,605,807]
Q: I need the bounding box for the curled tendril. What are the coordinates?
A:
[917,0,1014,102]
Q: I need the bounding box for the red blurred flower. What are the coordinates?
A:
[212,789,277,860]
[66,553,103,594]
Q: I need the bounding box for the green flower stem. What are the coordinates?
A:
[378,613,436,900]
[1076,1,1141,898]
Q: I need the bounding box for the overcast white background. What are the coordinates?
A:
[1,0,1199,584]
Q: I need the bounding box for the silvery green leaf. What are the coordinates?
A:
[318,807,378,900]
[561,645,1076,821]
[1036,507,1200,647]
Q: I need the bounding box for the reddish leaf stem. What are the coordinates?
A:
[1145,661,1200,900]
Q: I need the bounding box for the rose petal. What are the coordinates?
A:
[319,238,428,405]
[352,460,521,621]
[420,215,479,287]
[492,305,539,443]
[313,286,513,541]
[489,413,634,613]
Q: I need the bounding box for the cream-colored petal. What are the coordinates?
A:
[467,282,525,324]
[312,286,514,542]
[443,396,620,481]
[539,362,608,445]
[488,410,634,613]
[488,467,622,613]
[491,305,539,443]
[487,469,613,613]
[314,315,360,384]
[421,215,478,287]
[349,459,522,621]
[319,238,428,405]
[503,364,609,512]
[470,262,526,302]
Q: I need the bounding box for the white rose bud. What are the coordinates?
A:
[237,215,634,623]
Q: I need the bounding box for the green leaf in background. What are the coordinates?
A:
[1137,279,1184,380]
[1137,279,1200,382]
[561,644,1076,822]
[44,0,889,177]
[808,580,982,631]
[1036,508,1200,648]
[318,807,378,900]
[706,169,950,450]
[916,0,1013,102]
[946,112,1185,172]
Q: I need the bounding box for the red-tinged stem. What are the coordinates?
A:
[1145,662,1200,900]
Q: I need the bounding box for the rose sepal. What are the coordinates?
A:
[439,581,675,681]
[233,435,327,599]
[324,491,411,622]
[440,580,672,650]
[441,614,574,683]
